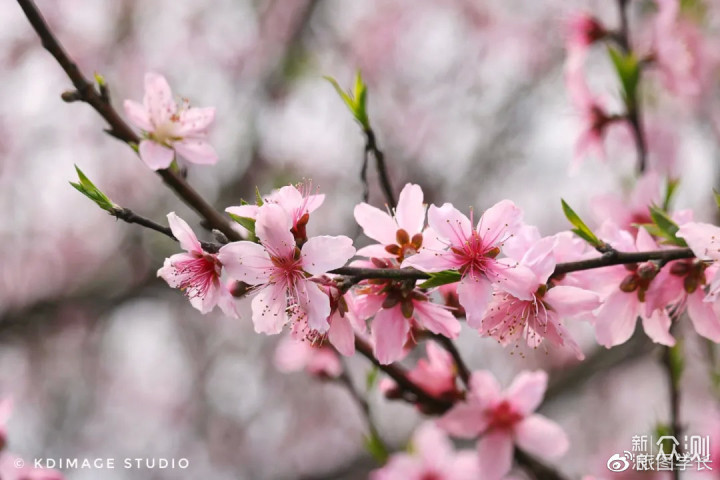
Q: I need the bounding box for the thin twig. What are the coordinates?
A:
[431,334,471,388]
[364,129,396,209]
[16,0,241,242]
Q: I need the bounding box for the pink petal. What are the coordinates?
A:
[328,313,355,356]
[677,222,720,261]
[352,292,385,320]
[544,286,601,317]
[251,283,288,334]
[491,262,538,301]
[167,212,202,253]
[371,307,411,364]
[476,199,523,246]
[469,370,502,406]
[356,244,394,259]
[413,300,460,338]
[427,203,472,247]
[641,309,676,346]
[225,204,259,219]
[354,203,397,245]
[412,422,455,469]
[188,277,220,314]
[157,254,188,288]
[687,292,720,342]
[436,403,488,439]
[217,286,240,319]
[255,204,295,259]
[594,291,639,347]
[402,249,462,272]
[143,72,175,126]
[297,279,332,333]
[173,139,218,165]
[274,336,312,372]
[217,241,273,284]
[176,106,215,135]
[301,235,356,275]
[514,414,569,459]
[139,140,174,170]
[505,370,547,415]
[395,183,426,235]
[458,276,493,328]
[305,194,325,213]
[123,99,153,131]
[477,430,514,480]
[270,185,303,213]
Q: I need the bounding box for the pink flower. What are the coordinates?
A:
[370,422,481,480]
[477,236,599,359]
[652,0,709,101]
[124,73,218,170]
[226,183,325,243]
[353,259,461,365]
[383,342,460,401]
[402,200,535,328]
[158,213,238,317]
[437,370,569,480]
[592,227,675,347]
[566,13,606,63]
[218,203,355,335]
[590,172,660,233]
[354,183,442,262]
[274,334,342,378]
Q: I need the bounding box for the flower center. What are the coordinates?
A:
[174,254,219,300]
[487,400,523,431]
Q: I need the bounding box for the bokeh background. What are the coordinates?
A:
[2,0,720,478]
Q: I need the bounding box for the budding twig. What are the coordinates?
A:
[363,129,396,210]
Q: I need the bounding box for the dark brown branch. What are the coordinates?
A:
[431,334,471,388]
[16,0,241,242]
[364,129,396,210]
[551,248,694,276]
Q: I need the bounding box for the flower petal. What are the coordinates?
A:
[677,222,720,261]
[402,249,463,272]
[641,309,676,346]
[427,203,472,247]
[143,72,175,125]
[505,370,547,415]
[594,291,639,348]
[328,313,355,356]
[176,106,215,135]
[301,235,356,275]
[436,403,488,439]
[687,292,720,342]
[469,370,502,405]
[173,139,218,165]
[123,99,153,131]
[371,307,411,364]
[544,286,601,317]
[251,283,287,334]
[297,279,331,333]
[255,204,295,259]
[139,140,174,170]
[395,183,426,235]
[477,430,514,480]
[217,241,273,284]
[514,414,569,460]
[167,212,202,253]
[458,276,492,328]
[354,203,397,245]
[477,199,523,246]
[413,300,460,339]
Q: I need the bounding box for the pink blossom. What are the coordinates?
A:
[652,0,709,101]
[592,226,675,347]
[590,172,660,233]
[218,203,355,335]
[370,422,481,480]
[383,342,460,401]
[354,183,443,262]
[124,73,218,170]
[477,236,599,359]
[437,370,568,480]
[353,257,461,364]
[157,213,238,317]
[402,200,535,328]
[226,183,325,243]
[273,334,342,378]
[566,13,606,63]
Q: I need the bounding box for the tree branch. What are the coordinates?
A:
[364,128,396,209]
[16,0,241,242]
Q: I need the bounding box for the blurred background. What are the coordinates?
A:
[2,0,720,478]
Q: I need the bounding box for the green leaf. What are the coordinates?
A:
[668,341,684,385]
[561,199,603,248]
[229,213,256,235]
[70,165,115,212]
[363,431,389,464]
[713,189,720,210]
[607,46,641,108]
[418,270,462,289]
[255,186,264,207]
[365,367,379,392]
[324,72,370,130]
[663,178,680,211]
[648,206,687,247]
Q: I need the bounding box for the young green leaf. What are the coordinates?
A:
[418,270,461,289]
[561,199,603,248]
[713,189,720,210]
[607,46,641,108]
[324,72,370,130]
[70,165,115,212]
[662,178,680,211]
[648,206,687,247]
[363,431,389,464]
[366,366,379,392]
[255,186,264,207]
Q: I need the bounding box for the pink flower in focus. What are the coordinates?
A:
[124,73,218,170]
[226,183,325,243]
[437,370,569,480]
[478,237,599,359]
[218,204,355,335]
[370,422,481,480]
[274,334,342,378]
[354,183,442,262]
[592,226,675,347]
[157,213,238,317]
[353,259,461,364]
[402,200,535,328]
